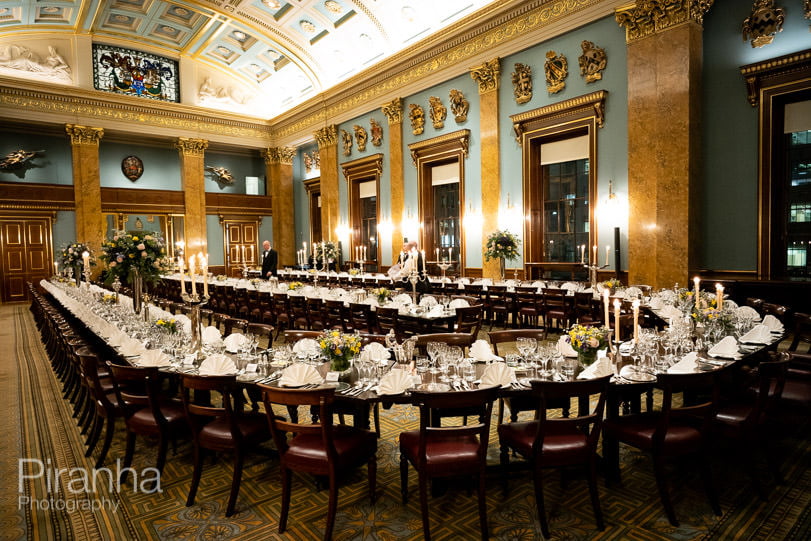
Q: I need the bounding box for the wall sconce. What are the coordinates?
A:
[597,179,628,275]
[463,202,483,230]
[377,219,393,236]
[498,193,523,233]
[334,222,351,243]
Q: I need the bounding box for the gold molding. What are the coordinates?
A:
[510,90,608,142]
[341,153,384,180]
[65,124,104,145]
[615,0,714,43]
[263,146,296,165]
[381,98,403,125]
[470,58,501,94]
[740,48,811,107]
[303,177,321,194]
[174,137,208,156]
[408,129,470,167]
[314,125,338,148]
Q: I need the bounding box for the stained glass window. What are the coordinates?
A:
[92,44,179,103]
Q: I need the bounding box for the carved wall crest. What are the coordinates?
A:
[0,149,44,170]
[511,63,533,104]
[304,150,321,173]
[742,0,785,48]
[578,41,607,83]
[341,129,353,156]
[408,103,425,135]
[428,96,447,129]
[353,124,368,152]
[206,165,234,185]
[370,118,383,146]
[122,155,144,182]
[449,89,469,123]
[544,51,568,94]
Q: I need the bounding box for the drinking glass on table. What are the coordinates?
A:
[446,346,463,383]
[516,337,537,362]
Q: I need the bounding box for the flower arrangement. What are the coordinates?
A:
[100,231,171,286]
[566,324,609,365]
[155,318,177,333]
[372,287,391,304]
[602,278,622,290]
[348,268,360,276]
[101,293,117,304]
[216,274,228,281]
[318,330,362,372]
[250,278,261,288]
[60,242,95,268]
[314,241,339,264]
[483,230,521,262]
[288,281,304,291]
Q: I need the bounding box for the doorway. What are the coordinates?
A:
[0,215,53,302]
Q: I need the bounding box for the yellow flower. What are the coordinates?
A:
[132,236,139,241]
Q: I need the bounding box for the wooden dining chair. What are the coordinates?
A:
[454,304,484,337]
[498,376,610,538]
[374,306,401,340]
[283,329,322,342]
[260,385,377,541]
[413,332,474,355]
[488,328,548,423]
[77,347,124,469]
[246,322,275,349]
[399,386,500,541]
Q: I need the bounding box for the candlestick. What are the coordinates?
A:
[448,247,452,262]
[580,244,585,264]
[693,276,700,308]
[54,261,58,275]
[614,299,621,343]
[592,245,597,265]
[632,299,640,343]
[603,288,610,327]
[435,247,439,261]
[716,283,724,310]
[189,255,197,296]
[179,256,186,295]
[604,245,610,267]
[421,250,426,273]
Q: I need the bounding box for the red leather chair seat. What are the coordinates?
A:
[781,379,811,409]
[498,421,589,466]
[285,425,377,473]
[604,413,702,456]
[399,430,481,476]
[127,401,185,433]
[198,412,270,448]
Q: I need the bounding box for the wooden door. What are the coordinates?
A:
[224,221,258,277]
[0,217,53,302]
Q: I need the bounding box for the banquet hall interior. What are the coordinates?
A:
[1,0,810,539]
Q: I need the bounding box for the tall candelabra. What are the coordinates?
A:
[583,262,609,290]
[82,266,91,290]
[437,260,454,282]
[111,276,121,304]
[407,262,428,306]
[181,290,209,361]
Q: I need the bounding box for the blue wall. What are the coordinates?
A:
[52,211,76,253]
[294,142,318,250]
[204,151,266,195]
[99,142,181,190]
[0,131,73,184]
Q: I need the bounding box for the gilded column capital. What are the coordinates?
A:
[262,147,296,165]
[314,125,338,149]
[381,98,403,125]
[615,0,714,43]
[174,137,208,156]
[470,58,501,94]
[65,124,104,145]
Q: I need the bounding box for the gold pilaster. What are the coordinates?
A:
[616,0,713,43]
[263,147,296,267]
[383,98,405,257]
[314,125,339,241]
[471,58,502,280]
[65,124,104,268]
[175,137,209,255]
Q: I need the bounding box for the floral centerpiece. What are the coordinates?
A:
[288,281,304,291]
[318,330,362,372]
[215,274,228,281]
[101,293,117,304]
[601,277,622,290]
[100,230,171,287]
[314,241,339,267]
[349,268,360,276]
[484,230,521,279]
[155,318,177,334]
[372,287,391,304]
[566,324,609,366]
[250,278,261,288]
[60,242,95,275]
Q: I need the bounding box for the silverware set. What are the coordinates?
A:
[340,383,373,396]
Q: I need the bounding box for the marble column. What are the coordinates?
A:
[174,137,209,255]
[617,1,710,289]
[263,147,296,267]
[66,124,104,268]
[382,98,404,259]
[314,125,339,241]
[471,58,501,280]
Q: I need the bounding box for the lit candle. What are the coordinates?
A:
[435,247,439,261]
[82,251,89,268]
[448,247,452,261]
[178,256,186,294]
[303,242,307,256]
[716,283,724,310]
[603,288,610,327]
[188,255,197,296]
[614,299,621,343]
[199,253,209,297]
[580,244,585,264]
[693,276,700,307]
[241,245,246,264]
[363,245,367,260]
[605,245,610,267]
[632,299,640,343]
[312,242,316,257]
[54,261,59,275]
[592,245,597,265]
[421,250,426,272]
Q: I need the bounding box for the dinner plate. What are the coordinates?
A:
[622,369,656,383]
[708,352,743,360]
[415,383,450,392]
[322,381,350,392]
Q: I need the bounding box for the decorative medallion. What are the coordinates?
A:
[544,51,568,94]
[353,124,368,152]
[742,0,785,48]
[325,1,342,14]
[578,40,607,83]
[409,103,425,135]
[428,96,447,129]
[449,89,469,123]
[511,63,532,104]
[206,165,235,185]
[121,155,144,182]
[341,129,352,156]
[300,20,316,34]
[370,118,383,146]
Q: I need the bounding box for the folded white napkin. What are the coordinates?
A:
[625,287,642,299]
[660,305,683,321]
[223,333,247,353]
[108,331,128,347]
[362,341,390,361]
[578,355,613,379]
[419,295,438,308]
[708,336,740,357]
[449,298,469,309]
[364,297,379,307]
[561,282,579,291]
[762,314,785,333]
[427,305,445,317]
[668,351,698,373]
[649,297,664,310]
[480,362,513,388]
[470,340,500,362]
[735,306,761,321]
[532,281,546,288]
[173,314,191,333]
[740,324,772,345]
[556,335,578,358]
[393,293,412,305]
[723,299,738,310]
[202,326,222,345]
[658,290,676,303]
[279,363,322,387]
[292,338,320,357]
[377,369,412,395]
[198,354,237,376]
[459,278,471,285]
[119,339,147,357]
[138,349,172,367]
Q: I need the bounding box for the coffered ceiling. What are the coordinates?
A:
[0,0,498,119]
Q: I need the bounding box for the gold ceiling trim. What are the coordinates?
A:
[273,0,600,140]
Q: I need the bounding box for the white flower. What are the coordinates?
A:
[137,243,145,250]
[141,251,148,258]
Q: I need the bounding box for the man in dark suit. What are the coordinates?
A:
[261,240,278,278]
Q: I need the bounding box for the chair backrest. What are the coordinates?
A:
[542,288,570,309]
[455,304,483,336]
[487,328,546,356]
[76,347,114,405]
[107,362,168,422]
[529,376,610,455]
[348,302,376,332]
[260,386,337,457]
[223,317,248,335]
[745,297,765,313]
[414,332,474,354]
[753,352,791,418]
[375,306,400,338]
[409,386,500,467]
[653,369,722,446]
[323,299,346,329]
[789,312,811,353]
[761,302,792,325]
[283,329,322,342]
[180,374,242,441]
[359,333,388,346]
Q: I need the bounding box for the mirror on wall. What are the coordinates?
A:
[104,213,185,258]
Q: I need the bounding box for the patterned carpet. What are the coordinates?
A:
[2,303,810,541]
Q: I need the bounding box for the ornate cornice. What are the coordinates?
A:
[470,58,501,94]
[510,90,607,142]
[262,146,297,165]
[408,129,470,167]
[65,124,104,145]
[381,98,404,125]
[615,0,714,43]
[740,48,811,106]
[174,138,208,156]
[341,153,384,180]
[314,125,338,148]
